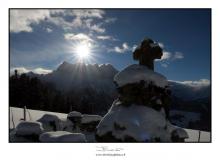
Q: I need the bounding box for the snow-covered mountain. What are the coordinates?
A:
[25,62,210,102]
[31,61,118,93]
[168,80,210,101]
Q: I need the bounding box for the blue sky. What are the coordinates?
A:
[10,9,211,82]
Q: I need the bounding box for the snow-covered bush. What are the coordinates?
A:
[96,102,188,142]
[37,114,62,131]
[67,111,82,123]
[15,121,43,136]
[171,128,189,142]
[60,118,75,132]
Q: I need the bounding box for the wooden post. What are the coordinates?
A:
[198,130,201,142]
[24,106,26,121]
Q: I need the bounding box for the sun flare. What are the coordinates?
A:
[76,43,91,60]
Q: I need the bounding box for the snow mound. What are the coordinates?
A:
[81,114,102,124]
[96,102,187,142]
[60,119,75,132]
[68,111,82,118]
[67,111,82,125]
[10,129,35,142]
[172,128,189,139]
[15,121,43,136]
[114,64,168,88]
[80,114,102,132]
[37,114,62,131]
[39,131,86,142]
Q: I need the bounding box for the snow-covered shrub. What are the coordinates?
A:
[67,111,82,124]
[96,102,188,142]
[171,128,189,142]
[60,118,75,132]
[10,128,37,142]
[15,121,43,137]
[37,114,62,131]
[15,121,43,136]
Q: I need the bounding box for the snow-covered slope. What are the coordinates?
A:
[170,110,201,127]
[9,107,210,142]
[9,107,67,129]
[169,81,210,101]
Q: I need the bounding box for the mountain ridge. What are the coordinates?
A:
[21,61,210,102]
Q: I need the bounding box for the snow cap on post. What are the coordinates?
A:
[114,64,168,88]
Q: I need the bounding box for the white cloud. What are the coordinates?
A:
[158,42,164,48]
[64,33,93,43]
[109,43,137,53]
[72,17,83,27]
[33,68,52,74]
[114,43,130,53]
[180,79,210,87]
[161,51,172,60]
[132,44,138,52]
[173,52,184,59]
[89,24,105,33]
[97,35,112,40]
[10,9,113,34]
[10,10,51,33]
[46,28,53,33]
[50,9,106,33]
[161,63,169,68]
[123,43,129,49]
[153,42,184,68]
[104,17,117,23]
[171,79,210,89]
[10,67,52,75]
[10,67,29,75]
[84,19,105,33]
[154,42,184,62]
[71,9,105,19]
[156,51,172,62]
[157,51,184,67]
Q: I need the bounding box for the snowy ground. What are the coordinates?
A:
[9,107,211,142]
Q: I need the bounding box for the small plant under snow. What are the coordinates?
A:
[37,114,63,131]
[15,121,43,136]
[67,111,82,118]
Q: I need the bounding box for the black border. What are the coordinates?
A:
[8,8,212,143]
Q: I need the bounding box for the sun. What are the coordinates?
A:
[75,43,91,60]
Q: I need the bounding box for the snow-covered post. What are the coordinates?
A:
[23,106,27,121]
